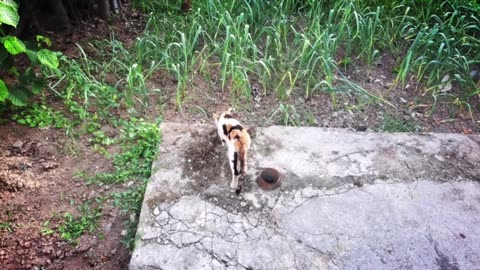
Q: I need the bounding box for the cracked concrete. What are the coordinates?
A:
[130,123,480,270]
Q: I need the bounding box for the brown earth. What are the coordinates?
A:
[0,124,130,270]
[1,5,480,270]
[0,8,145,270]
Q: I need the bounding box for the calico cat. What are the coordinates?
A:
[213,108,251,190]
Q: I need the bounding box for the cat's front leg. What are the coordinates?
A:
[230,175,239,189]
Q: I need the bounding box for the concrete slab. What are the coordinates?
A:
[130,123,480,270]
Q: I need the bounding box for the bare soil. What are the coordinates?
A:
[1,7,480,270]
[0,9,144,270]
[0,124,129,269]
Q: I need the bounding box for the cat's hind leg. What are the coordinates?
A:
[228,149,240,189]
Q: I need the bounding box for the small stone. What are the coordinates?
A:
[13,140,23,149]
[42,161,59,171]
[127,181,134,187]
[41,246,54,255]
[153,207,160,216]
[384,82,393,89]
[105,222,112,233]
[101,125,117,137]
[76,235,96,252]
[120,230,127,236]
[240,202,247,207]
[470,70,479,78]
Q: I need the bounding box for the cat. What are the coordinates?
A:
[213,108,251,190]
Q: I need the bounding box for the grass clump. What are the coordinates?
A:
[128,0,479,109]
[57,204,102,244]
[380,113,419,132]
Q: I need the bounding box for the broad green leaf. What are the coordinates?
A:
[8,87,28,106]
[37,49,59,69]
[3,36,26,55]
[25,49,38,64]
[0,3,19,27]
[0,79,8,101]
[1,0,18,9]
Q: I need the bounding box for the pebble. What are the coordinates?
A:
[153,207,160,216]
[105,222,113,233]
[120,230,127,236]
[13,140,23,149]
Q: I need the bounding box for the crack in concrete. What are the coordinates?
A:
[326,149,375,164]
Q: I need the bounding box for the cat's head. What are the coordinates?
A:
[213,108,235,123]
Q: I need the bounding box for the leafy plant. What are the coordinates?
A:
[12,104,71,129]
[1,1,60,106]
[56,203,102,244]
[0,221,14,232]
[76,117,161,249]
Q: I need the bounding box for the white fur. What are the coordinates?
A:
[215,111,242,189]
[215,116,240,146]
[226,141,239,189]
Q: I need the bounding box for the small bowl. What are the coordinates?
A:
[256,168,281,190]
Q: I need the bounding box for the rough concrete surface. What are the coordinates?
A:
[130,123,480,270]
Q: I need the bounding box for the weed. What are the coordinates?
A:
[12,104,71,129]
[379,113,418,132]
[0,222,14,233]
[78,117,160,248]
[268,103,299,126]
[56,203,102,244]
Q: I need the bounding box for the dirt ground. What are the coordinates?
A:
[1,6,480,270]
[0,10,143,270]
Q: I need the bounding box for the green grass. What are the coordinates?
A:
[57,203,102,244]
[125,0,480,107]
[12,104,71,130]
[6,0,478,251]
[379,113,419,132]
[0,222,14,233]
